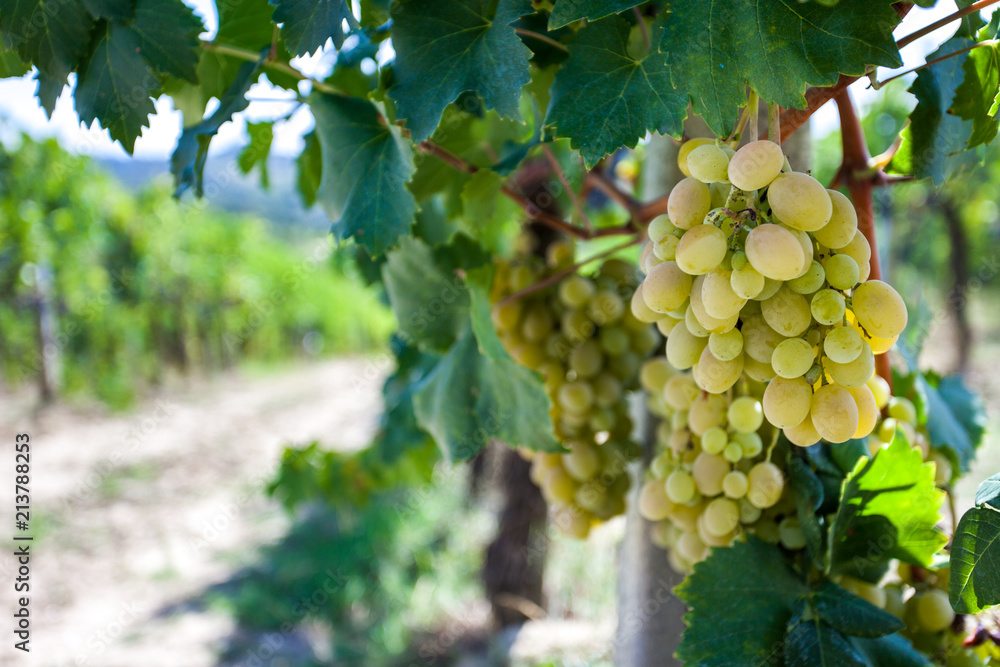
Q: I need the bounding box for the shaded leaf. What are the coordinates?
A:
[80,0,133,19]
[924,373,987,471]
[852,634,933,667]
[548,0,642,29]
[389,0,533,141]
[975,473,1000,509]
[788,455,825,564]
[0,0,94,80]
[951,42,1000,148]
[34,70,64,117]
[272,0,350,56]
[950,505,1000,614]
[0,43,29,77]
[131,0,203,82]
[547,15,686,166]
[784,616,867,667]
[296,130,322,207]
[811,580,904,638]
[238,121,274,187]
[310,93,417,257]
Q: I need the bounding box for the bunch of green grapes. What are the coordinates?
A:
[633,138,908,449]
[635,357,805,573]
[491,244,656,538]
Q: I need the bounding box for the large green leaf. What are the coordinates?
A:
[389,0,533,141]
[924,373,987,471]
[788,454,825,565]
[547,15,686,167]
[811,581,903,638]
[852,634,933,667]
[658,0,902,136]
[889,38,978,183]
[951,42,1000,148]
[0,44,28,77]
[950,474,1000,614]
[272,0,350,56]
[828,435,948,583]
[74,21,158,154]
[310,93,417,257]
[784,615,867,667]
[975,473,1000,508]
[80,0,132,19]
[676,538,808,666]
[0,0,94,80]
[131,0,203,82]
[547,0,643,29]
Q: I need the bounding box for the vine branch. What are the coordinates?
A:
[896,0,1000,49]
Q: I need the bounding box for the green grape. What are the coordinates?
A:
[562,309,594,342]
[638,479,674,521]
[840,231,872,268]
[745,223,807,280]
[747,461,784,509]
[887,397,917,425]
[558,274,596,308]
[708,328,743,361]
[689,277,740,333]
[702,426,729,455]
[563,442,601,480]
[811,384,859,444]
[648,214,677,241]
[687,144,731,183]
[723,442,743,463]
[762,376,812,428]
[608,350,641,381]
[666,323,709,370]
[810,288,846,325]
[663,373,699,410]
[814,189,858,249]
[766,172,832,231]
[852,279,908,338]
[692,451,730,496]
[729,266,764,302]
[762,287,812,337]
[728,396,764,433]
[592,373,623,407]
[642,244,664,273]
[912,589,955,633]
[642,261,693,313]
[771,337,815,379]
[547,240,576,268]
[701,269,748,319]
[543,467,578,504]
[742,314,788,364]
[666,470,697,503]
[599,327,630,356]
[722,470,749,499]
[631,284,665,323]
[667,177,712,229]
[824,343,874,388]
[787,260,825,295]
[492,300,523,331]
[521,305,554,342]
[654,234,680,261]
[676,224,728,275]
[703,497,740,537]
[639,357,674,394]
[588,289,626,324]
[678,137,715,177]
[735,432,763,457]
[688,392,727,434]
[823,254,860,290]
[656,315,680,337]
[739,498,762,523]
[693,344,744,394]
[676,531,709,563]
[510,264,538,291]
[684,305,712,337]
[588,407,616,432]
[824,325,863,364]
[752,277,783,302]
[558,381,594,414]
[569,340,603,378]
[778,517,807,550]
[847,385,879,439]
[731,250,748,271]
[710,182,730,209]
[867,374,891,410]
[727,140,785,190]
[838,577,887,609]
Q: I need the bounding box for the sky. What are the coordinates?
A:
[0,1,971,162]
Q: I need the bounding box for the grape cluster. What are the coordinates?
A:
[492,244,657,538]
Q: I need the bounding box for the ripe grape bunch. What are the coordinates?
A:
[491,244,658,538]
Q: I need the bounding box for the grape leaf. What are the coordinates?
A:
[74,21,158,154]
[34,71,63,116]
[784,615,867,667]
[238,121,274,187]
[0,44,28,77]
[676,537,808,666]
[295,130,322,207]
[310,93,418,257]
[79,0,132,20]
[0,0,94,81]
[389,0,533,142]
[889,38,979,183]
[131,0,204,82]
[459,169,520,254]
[851,634,933,667]
[381,237,471,353]
[547,0,643,29]
[828,434,948,584]
[547,15,686,167]
[788,454,824,564]
[975,473,1000,509]
[950,506,1000,614]
[272,0,350,56]
[923,373,987,471]
[811,581,903,638]
[658,0,902,137]
[951,42,1000,148]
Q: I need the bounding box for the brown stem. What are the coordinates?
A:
[874,41,992,89]
[834,90,893,390]
[635,194,670,222]
[586,170,639,213]
[514,27,569,52]
[896,0,999,49]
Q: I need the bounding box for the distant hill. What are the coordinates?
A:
[96,152,330,235]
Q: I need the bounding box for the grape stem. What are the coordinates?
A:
[833,90,893,391]
[871,40,997,90]
[767,103,781,145]
[513,27,569,53]
[726,91,758,144]
[896,0,1000,49]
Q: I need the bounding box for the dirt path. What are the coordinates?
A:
[0,356,389,667]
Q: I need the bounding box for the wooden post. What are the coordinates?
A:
[34,262,60,403]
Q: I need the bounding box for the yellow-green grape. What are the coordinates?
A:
[521,305,554,342]
[848,385,879,439]
[687,144,731,183]
[509,264,538,291]
[558,275,596,308]
[638,479,674,521]
[723,442,744,463]
[736,432,763,458]
[684,305,711,337]
[553,505,592,539]
[492,299,523,331]
[642,261,693,313]
[693,451,730,496]
[731,264,766,299]
[824,325,863,364]
[739,498,763,524]
[728,140,785,190]
[702,426,729,455]
[569,340,603,378]
[676,531,709,563]
[784,414,821,448]
[693,344,744,394]
[676,224,728,275]
[747,461,785,509]
[670,502,703,532]
[666,470,697,504]
[689,393,727,434]
[728,396,764,433]
[823,254,861,290]
[766,172,833,231]
[656,315,681,336]
[666,324,708,370]
[778,517,807,550]
[852,280,908,338]
[702,269,748,319]
[742,315,788,364]
[648,214,677,241]
[689,278,740,333]
[945,649,983,667]
[563,443,601,481]
[663,373,699,410]
[887,397,917,425]
[753,278,784,303]
[787,261,826,295]
[654,234,680,261]
[667,177,713,229]
[543,467,578,504]
[912,589,955,633]
[762,376,812,428]
[811,384,860,444]
[639,357,674,394]
[762,287,812,337]
[771,338,815,379]
[722,470,749,499]
[547,240,576,268]
[745,355,778,382]
[588,289,626,324]
[708,328,744,361]
[703,498,741,537]
[745,223,807,280]
[867,374,891,410]
[600,327,630,356]
[562,309,594,341]
[824,343,874,388]
[814,189,859,250]
[837,577,888,609]
[642,243,664,273]
[811,289,846,326]
[558,381,594,414]
[840,231,872,268]
[631,284,665,323]
[677,138,715,178]
[931,451,952,486]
